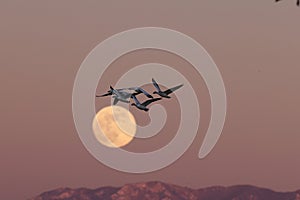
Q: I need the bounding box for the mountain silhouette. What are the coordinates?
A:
[31,181,300,200]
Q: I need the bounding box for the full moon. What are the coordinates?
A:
[92,106,136,148]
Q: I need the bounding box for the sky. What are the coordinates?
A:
[1,1,300,199]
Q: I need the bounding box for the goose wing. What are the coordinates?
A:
[141,98,162,107]
[164,84,183,95]
[116,88,129,92]
[138,88,153,98]
[96,91,112,97]
[132,95,140,105]
[110,86,123,97]
[152,78,161,92]
[133,87,153,98]
[113,97,119,105]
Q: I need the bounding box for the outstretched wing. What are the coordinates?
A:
[138,88,153,98]
[110,86,123,97]
[96,92,112,97]
[142,98,162,107]
[152,78,161,92]
[113,97,119,105]
[164,84,183,95]
[134,87,153,98]
[116,88,128,92]
[132,95,140,105]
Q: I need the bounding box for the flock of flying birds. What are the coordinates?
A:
[275,0,300,6]
[96,78,183,112]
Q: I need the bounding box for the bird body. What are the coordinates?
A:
[131,95,161,111]
[96,86,153,105]
[109,86,132,105]
[112,96,130,105]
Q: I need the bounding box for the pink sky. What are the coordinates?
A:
[1,1,300,199]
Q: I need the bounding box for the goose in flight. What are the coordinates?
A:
[131,95,161,111]
[96,86,131,105]
[275,0,299,6]
[96,86,153,105]
[109,86,132,105]
[152,78,183,98]
[96,86,153,98]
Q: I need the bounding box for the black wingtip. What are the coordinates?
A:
[96,94,105,97]
[153,97,162,101]
[174,84,184,90]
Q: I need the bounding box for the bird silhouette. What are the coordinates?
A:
[131,95,161,112]
[109,86,131,105]
[96,86,153,105]
[152,78,183,98]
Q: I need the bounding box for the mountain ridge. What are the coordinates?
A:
[31,181,300,200]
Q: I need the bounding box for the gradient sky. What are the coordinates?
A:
[1,1,300,199]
